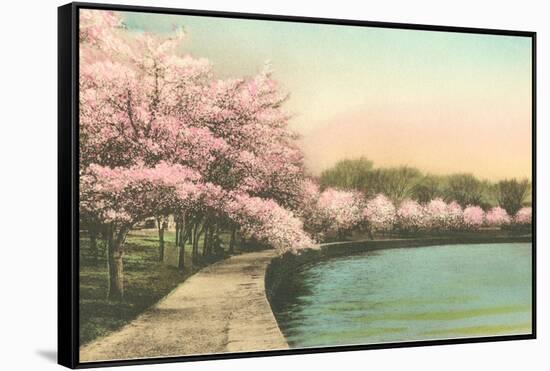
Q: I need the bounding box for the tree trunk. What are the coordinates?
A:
[89,225,98,263]
[229,226,236,254]
[177,236,185,273]
[208,225,216,255]
[106,225,129,301]
[207,226,213,255]
[192,223,205,265]
[192,226,199,265]
[191,224,197,264]
[177,224,191,273]
[157,218,166,262]
[202,224,209,257]
[188,222,193,246]
[175,220,180,246]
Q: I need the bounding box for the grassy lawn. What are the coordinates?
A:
[79,228,224,346]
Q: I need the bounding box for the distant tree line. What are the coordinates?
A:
[319,157,531,215]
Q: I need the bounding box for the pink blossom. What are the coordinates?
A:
[486,206,511,227]
[514,207,532,225]
[446,201,464,230]
[363,194,396,232]
[316,188,364,235]
[226,193,315,254]
[396,199,426,231]
[463,205,485,229]
[424,198,448,229]
[80,163,200,225]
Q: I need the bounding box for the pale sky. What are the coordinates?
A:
[119,11,532,181]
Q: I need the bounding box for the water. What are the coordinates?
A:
[271,243,532,348]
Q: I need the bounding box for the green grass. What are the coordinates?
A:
[79,228,224,346]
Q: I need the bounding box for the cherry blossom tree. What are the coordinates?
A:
[79,9,317,300]
[514,207,532,226]
[186,68,306,252]
[226,193,315,254]
[171,181,227,269]
[196,68,306,210]
[463,205,485,230]
[80,162,201,300]
[424,198,449,230]
[446,201,464,231]
[396,199,426,232]
[79,10,220,297]
[485,206,511,227]
[295,179,327,240]
[363,194,396,236]
[316,188,364,239]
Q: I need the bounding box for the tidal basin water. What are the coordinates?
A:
[271,243,532,348]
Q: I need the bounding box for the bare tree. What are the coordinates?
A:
[497,178,531,215]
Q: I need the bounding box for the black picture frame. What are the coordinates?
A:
[58,2,537,368]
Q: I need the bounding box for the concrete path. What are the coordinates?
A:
[80,250,288,362]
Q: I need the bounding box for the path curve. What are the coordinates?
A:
[80,249,288,363]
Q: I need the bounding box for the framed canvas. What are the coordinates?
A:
[58,2,536,368]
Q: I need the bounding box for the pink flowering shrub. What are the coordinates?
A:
[424,198,449,230]
[514,207,532,225]
[226,193,316,254]
[296,180,327,239]
[316,188,364,237]
[422,199,463,231]
[363,194,396,232]
[485,206,511,227]
[396,199,426,232]
[403,199,463,232]
[80,162,201,225]
[446,201,464,230]
[463,205,485,230]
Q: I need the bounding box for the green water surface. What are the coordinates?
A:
[272,243,532,348]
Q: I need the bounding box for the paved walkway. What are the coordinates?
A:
[80,250,288,362]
